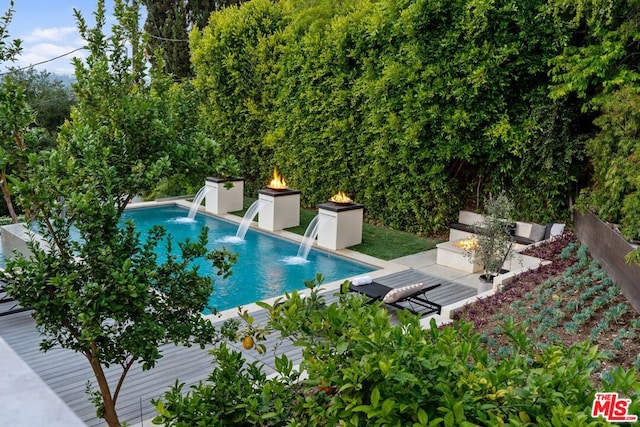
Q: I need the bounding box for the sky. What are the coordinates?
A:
[2,0,117,75]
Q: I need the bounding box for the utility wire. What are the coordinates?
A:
[0,33,188,78]
[29,94,75,107]
[148,33,188,42]
[0,46,86,77]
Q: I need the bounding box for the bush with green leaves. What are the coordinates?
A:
[0,75,39,222]
[154,278,639,426]
[0,1,33,223]
[191,0,584,232]
[146,79,242,198]
[549,0,640,263]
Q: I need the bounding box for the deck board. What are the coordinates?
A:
[373,269,477,307]
[0,268,477,426]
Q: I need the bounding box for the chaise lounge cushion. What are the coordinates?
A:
[458,210,485,226]
[449,222,475,234]
[382,282,427,304]
[550,223,565,237]
[348,281,442,316]
[529,223,547,242]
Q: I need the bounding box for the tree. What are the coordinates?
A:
[142,0,191,79]
[143,76,240,198]
[4,67,74,137]
[0,0,27,222]
[142,0,248,80]
[0,76,35,222]
[466,192,515,281]
[0,0,21,62]
[3,1,237,426]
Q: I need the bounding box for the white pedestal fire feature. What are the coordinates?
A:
[317,202,364,250]
[436,239,483,273]
[205,177,244,215]
[257,188,301,231]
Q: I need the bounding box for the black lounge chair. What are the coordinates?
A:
[348,281,442,317]
[0,281,30,317]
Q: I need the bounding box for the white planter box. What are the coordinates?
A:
[317,202,364,250]
[257,188,300,232]
[205,177,244,215]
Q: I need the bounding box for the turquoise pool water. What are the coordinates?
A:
[122,205,374,312]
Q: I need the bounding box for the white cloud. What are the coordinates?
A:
[12,41,86,76]
[6,25,87,75]
[23,42,85,61]
[22,26,79,43]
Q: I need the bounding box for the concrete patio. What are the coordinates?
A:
[393,248,494,293]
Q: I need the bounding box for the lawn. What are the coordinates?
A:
[233,197,442,261]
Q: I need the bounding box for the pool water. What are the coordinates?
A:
[122,206,374,312]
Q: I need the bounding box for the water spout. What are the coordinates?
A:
[283,215,325,264]
[297,215,322,259]
[235,200,267,241]
[187,185,212,220]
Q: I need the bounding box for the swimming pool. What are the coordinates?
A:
[122,205,374,312]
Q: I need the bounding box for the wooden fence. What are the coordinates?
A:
[573,210,640,313]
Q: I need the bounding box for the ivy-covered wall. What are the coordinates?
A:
[191,0,586,233]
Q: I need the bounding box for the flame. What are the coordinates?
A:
[267,167,288,189]
[330,191,353,204]
[454,238,479,251]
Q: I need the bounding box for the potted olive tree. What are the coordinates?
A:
[465,192,515,282]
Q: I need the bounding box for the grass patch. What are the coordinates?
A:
[232,197,441,261]
[352,225,441,260]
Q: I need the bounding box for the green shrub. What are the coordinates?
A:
[190,0,582,233]
[153,278,638,426]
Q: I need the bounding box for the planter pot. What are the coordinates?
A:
[480,274,494,283]
[205,177,244,215]
[480,269,509,283]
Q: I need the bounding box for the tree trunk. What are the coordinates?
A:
[0,172,18,223]
[87,354,121,427]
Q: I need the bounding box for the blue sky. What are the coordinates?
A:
[4,0,117,75]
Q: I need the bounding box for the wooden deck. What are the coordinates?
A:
[0,269,475,426]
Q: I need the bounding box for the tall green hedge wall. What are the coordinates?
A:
[191,0,585,233]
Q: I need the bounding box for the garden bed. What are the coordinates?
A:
[452,232,640,380]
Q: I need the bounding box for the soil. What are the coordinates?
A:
[452,232,640,383]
